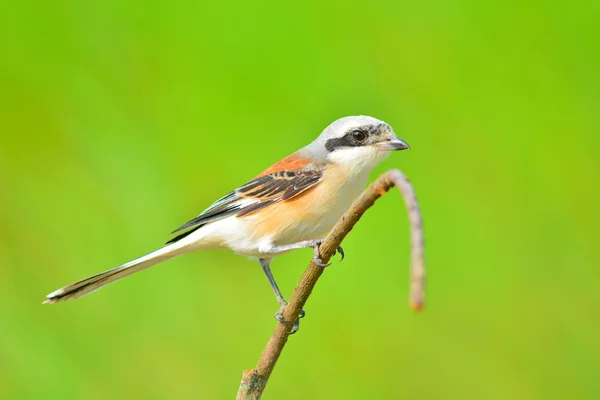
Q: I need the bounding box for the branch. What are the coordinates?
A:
[236,169,426,399]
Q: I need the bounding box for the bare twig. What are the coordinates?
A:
[236,169,425,399]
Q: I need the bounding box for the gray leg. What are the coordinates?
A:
[258,258,286,306]
[260,239,345,267]
[258,258,304,334]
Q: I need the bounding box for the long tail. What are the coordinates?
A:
[43,241,190,304]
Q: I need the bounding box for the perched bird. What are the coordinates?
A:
[44,115,410,332]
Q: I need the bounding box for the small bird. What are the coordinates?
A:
[44,115,410,331]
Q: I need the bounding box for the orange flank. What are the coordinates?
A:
[257,153,312,177]
[248,165,345,243]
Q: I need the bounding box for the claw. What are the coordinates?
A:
[312,239,330,267]
[274,303,305,334]
[290,319,300,334]
[289,309,305,333]
[274,303,289,323]
[313,258,331,267]
[337,245,345,262]
[312,239,344,267]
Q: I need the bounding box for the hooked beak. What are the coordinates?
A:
[376,136,411,151]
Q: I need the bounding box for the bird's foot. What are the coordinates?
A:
[311,239,345,267]
[274,302,305,334]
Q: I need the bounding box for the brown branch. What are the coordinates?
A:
[236,169,426,399]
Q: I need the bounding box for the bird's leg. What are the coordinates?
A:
[260,240,345,268]
[258,258,304,334]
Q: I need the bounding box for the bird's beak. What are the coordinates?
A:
[376,136,411,151]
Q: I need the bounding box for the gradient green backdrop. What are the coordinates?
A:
[1,1,599,399]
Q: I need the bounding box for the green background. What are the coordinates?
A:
[1,1,599,399]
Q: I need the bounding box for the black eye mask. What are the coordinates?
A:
[325,123,388,152]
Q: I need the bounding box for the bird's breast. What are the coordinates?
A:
[245,165,369,246]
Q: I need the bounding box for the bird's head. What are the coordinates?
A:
[307,116,410,174]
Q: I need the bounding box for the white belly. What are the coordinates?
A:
[182,170,370,258]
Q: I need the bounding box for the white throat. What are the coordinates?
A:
[326,146,389,178]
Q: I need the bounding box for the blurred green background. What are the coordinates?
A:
[1,1,599,399]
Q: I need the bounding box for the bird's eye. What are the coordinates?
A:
[352,130,366,141]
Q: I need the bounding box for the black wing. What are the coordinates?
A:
[166,169,323,244]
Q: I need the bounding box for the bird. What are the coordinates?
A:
[44,115,410,332]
